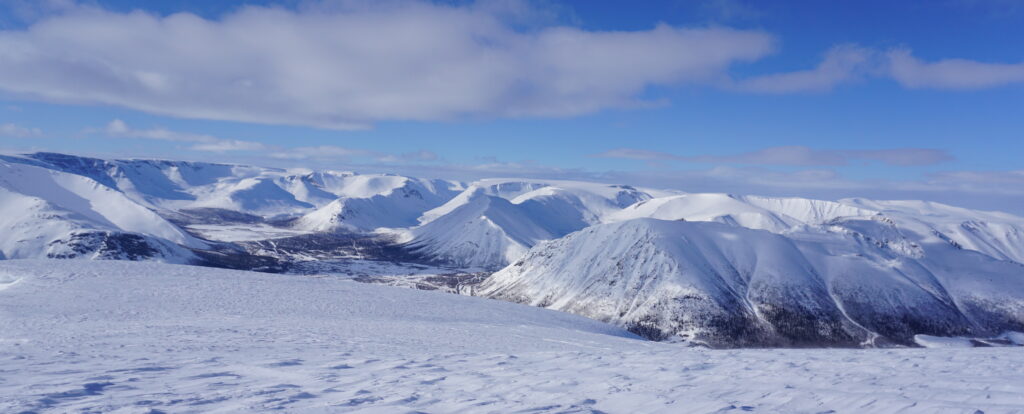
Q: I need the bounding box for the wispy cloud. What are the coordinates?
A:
[0,122,42,138]
[97,119,449,163]
[270,145,373,161]
[730,45,1024,92]
[589,148,682,161]
[886,48,1024,89]
[375,150,441,163]
[733,45,875,93]
[593,145,953,166]
[269,145,443,164]
[104,119,267,152]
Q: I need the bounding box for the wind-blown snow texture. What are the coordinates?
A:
[2,260,1023,413]
[2,152,1024,348]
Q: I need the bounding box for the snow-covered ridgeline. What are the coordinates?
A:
[480,218,1024,347]
[5,152,1023,272]
[2,151,1024,349]
[0,160,201,262]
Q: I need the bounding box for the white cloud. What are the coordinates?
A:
[270,145,373,160]
[729,45,1024,92]
[589,148,681,161]
[0,2,774,129]
[0,122,42,138]
[886,48,1024,89]
[100,119,444,161]
[733,45,874,93]
[401,149,439,161]
[375,149,441,163]
[189,140,268,152]
[925,170,1024,195]
[593,145,953,167]
[103,119,267,152]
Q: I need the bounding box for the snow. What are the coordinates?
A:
[403,180,662,268]
[1,260,1023,413]
[914,335,975,348]
[841,198,1024,263]
[0,160,201,261]
[184,224,312,242]
[608,193,876,233]
[1,152,463,222]
[402,189,558,268]
[482,218,1024,346]
[4,151,1024,350]
[293,177,461,232]
[1002,331,1024,345]
[0,161,200,247]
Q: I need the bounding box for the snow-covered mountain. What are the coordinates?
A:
[608,193,875,233]
[399,180,663,269]
[400,188,563,269]
[839,198,1024,264]
[0,153,462,224]
[2,151,1023,348]
[292,175,462,232]
[480,218,1024,347]
[0,160,201,262]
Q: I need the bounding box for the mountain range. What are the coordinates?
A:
[1,151,1021,347]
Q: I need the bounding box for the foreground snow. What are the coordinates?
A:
[2,261,1023,413]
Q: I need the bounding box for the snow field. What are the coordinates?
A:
[2,260,1023,413]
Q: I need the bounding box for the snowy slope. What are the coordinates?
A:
[401,188,562,269]
[2,260,1023,413]
[0,161,201,262]
[293,176,462,232]
[841,197,1024,264]
[480,218,1024,347]
[608,193,876,233]
[417,179,658,225]
[1,152,463,221]
[404,180,661,268]
[609,192,1024,267]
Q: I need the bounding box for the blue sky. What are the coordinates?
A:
[1,0,1022,212]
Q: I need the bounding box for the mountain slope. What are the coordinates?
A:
[292,176,462,232]
[841,198,1024,264]
[404,180,661,269]
[402,189,561,269]
[0,161,201,262]
[480,218,1024,347]
[1,153,464,221]
[608,193,875,233]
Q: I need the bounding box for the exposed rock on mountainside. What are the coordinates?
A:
[480,219,1024,347]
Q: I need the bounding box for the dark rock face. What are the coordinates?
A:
[171,208,266,226]
[47,231,163,261]
[747,283,863,347]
